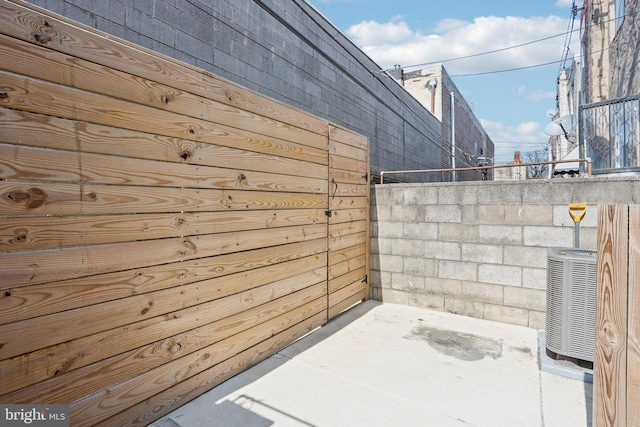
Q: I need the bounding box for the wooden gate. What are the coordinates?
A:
[0,1,368,425]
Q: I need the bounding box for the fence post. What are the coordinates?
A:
[594,205,640,426]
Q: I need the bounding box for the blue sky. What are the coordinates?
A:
[306,0,581,163]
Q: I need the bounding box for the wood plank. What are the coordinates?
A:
[0,223,327,288]
[329,231,367,253]
[330,153,368,173]
[0,0,330,138]
[330,168,370,185]
[330,195,369,211]
[0,209,325,252]
[595,205,628,427]
[329,220,367,239]
[2,282,326,403]
[328,287,367,319]
[69,297,327,426]
[0,182,327,217]
[0,240,327,325]
[0,109,328,179]
[328,243,367,266]
[328,207,367,225]
[0,72,328,166]
[329,181,368,198]
[329,125,368,150]
[95,311,327,427]
[0,143,327,194]
[0,260,327,395]
[329,140,367,162]
[628,206,640,427]
[0,33,330,150]
[329,266,367,294]
[329,254,367,280]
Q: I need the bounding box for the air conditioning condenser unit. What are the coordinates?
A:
[545,247,597,362]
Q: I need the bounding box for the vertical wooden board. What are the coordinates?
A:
[595,205,628,427]
[628,206,640,427]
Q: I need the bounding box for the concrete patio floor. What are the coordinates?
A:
[150,301,592,427]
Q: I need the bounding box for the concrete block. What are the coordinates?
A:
[461,243,502,264]
[424,277,462,297]
[444,298,484,319]
[371,204,392,221]
[425,204,462,223]
[478,225,523,245]
[376,287,409,305]
[478,264,521,287]
[391,238,424,257]
[375,222,403,239]
[504,287,546,311]
[461,205,478,224]
[369,270,392,289]
[378,255,403,273]
[439,260,477,281]
[483,304,529,327]
[503,205,552,226]
[481,182,522,204]
[461,282,504,304]
[370,237,392,255]
[477,205,505,224]
[410,292,445,310]
[438,224,479,243]
[390,273,425,291]
[438,185,478,205]
[425,241,461,260]
[528,310,546,330]
[523,226,574,248]
[503,246,548,268]
[403,257,437,276]
[391,204,425,222]
[522,267,547,290]
[402,186,437,204]
[404,222,438,240]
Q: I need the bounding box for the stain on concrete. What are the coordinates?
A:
[406,325,503,361]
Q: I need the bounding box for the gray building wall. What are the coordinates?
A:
[371,178,640,329]
[25,0,443,182]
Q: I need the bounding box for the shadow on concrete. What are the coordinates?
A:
[151,301,378,427]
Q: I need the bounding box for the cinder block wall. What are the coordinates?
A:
[370,177,640,329]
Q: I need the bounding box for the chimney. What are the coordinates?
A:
[514,151,521,165]
[389,64,404,84]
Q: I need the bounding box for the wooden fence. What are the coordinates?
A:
[594,205,639,427]
[0,0,369,425]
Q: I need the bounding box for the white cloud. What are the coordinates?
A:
[555,0,574,7]
[347,20,415,45]
[480,119,549,162]
[345,15,577,75]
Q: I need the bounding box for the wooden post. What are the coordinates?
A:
[594,205,640,426]
[627,206,640,427]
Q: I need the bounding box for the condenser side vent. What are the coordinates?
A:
[545,248,597,362]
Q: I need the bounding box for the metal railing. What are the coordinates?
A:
[379,158,592,184]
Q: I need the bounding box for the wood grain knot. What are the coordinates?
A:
[180,150,191,161]
[0,90,7,99]
[239,173,247,181]
[5,188,47,209]
[4,291,10,297]
[161,95,169,104]
[33,33,51,44]
[85,192,97,201]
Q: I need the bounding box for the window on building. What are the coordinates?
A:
[615,0,625,32]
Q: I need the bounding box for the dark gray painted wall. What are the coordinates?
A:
[26,0,444,182]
